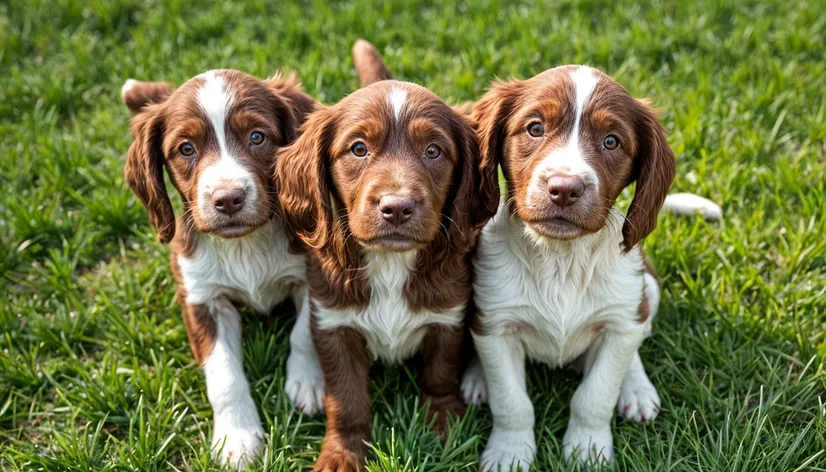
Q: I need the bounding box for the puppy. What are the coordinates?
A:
[122,70,324,469]
[276,79,499,471]
[467,65,684,470]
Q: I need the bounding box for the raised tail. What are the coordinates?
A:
[121,79,173,114]
[661,192,723,222]
[352,39,393,87]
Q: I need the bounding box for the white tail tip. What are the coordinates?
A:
[662,193,723,222]
[121,78,137,99]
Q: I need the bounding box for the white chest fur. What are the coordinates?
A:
[314,250,465,363]
[474,201,647,366]
[177,219,306,312]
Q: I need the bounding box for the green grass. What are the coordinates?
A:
[1,0,825,470]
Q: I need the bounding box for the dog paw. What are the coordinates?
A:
[479,429,535,472]
[460,358,488,405]
[313,448,361,472]
[211,420,265,470]
[423,392,466,438]
[562,423,613,465]
[285,350,325,416]
[617,379,661,424]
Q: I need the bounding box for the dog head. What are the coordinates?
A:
[474,65,676,250]
[277,80,498,262]
[122,70,314,242]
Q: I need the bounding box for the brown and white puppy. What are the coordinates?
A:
[276,79,499,471]
[466,66,680,470]
[122,70,323,469]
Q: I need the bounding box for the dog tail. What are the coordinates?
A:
[121,79,173,114]
[352,39,393,87]
[661,192,723,222]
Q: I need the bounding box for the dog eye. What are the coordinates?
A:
[179,142,196,157]
[424,144,441,159]
[250,131,265,146]
[602,135,620,150]
[351,142,368,157]
[527,122,544,137]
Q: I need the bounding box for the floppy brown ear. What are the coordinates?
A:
[429,115,499,261]
[276,108,350,263]
[459,114,500,234]
[264,72,318,145]
[121,79,173,114]
[352,39,393,87]
[622,100,677,251]
[124,106,176,243]
[472,81,522,198]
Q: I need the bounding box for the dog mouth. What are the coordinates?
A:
[525,217,585,240]
[357,234,427,251]
[207,223,260,238]
[202,216,270,239]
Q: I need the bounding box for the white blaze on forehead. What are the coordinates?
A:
[387,87,408,121]
[197,71,233,156]
[530,67,601,192]
[195,71,255,212]
[568,66,599,148]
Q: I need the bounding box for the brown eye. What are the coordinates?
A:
[603,135,619,150]
[527,122,544,137]
[250,131,265,145]
[351,142,368,157]
[180,142,195,157]
[424,144,441,159]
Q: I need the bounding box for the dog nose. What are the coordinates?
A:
[379,195,416,226]
[548,175,585,208]
[212,188,246,215]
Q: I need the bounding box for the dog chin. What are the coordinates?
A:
[197,218,269,239]
[358,235,426,252]
[209,225,260,238]
[525,218,585,241]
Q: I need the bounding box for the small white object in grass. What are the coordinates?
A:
[121,78,137,99]
[662,193,723,222]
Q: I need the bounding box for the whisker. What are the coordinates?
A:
[441,214,465,237]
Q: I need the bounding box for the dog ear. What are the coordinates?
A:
[472,80,522,198]
[622,99,676,251]
[352,39,394,87]
[121,79,173,114]
[276,108,352,265]
[428,114,499,261]
[458,114,500,236]
[124,105,176,243]
[264,72,318,146]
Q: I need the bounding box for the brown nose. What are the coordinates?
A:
[212,188,246,215]
[379,195,416,226]
[548,175,585,208]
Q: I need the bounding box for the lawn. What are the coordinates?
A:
[1,0,825,470]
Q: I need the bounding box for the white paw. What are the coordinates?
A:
[211,420,265,470]
[460,359,488,405]
[285,350,325,416]
[479,429,535,472]
[563,423,613,465]
[617,378,661,424]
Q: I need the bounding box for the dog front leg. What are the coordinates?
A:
[182,297,264,470]
[420,323,466,437]
[312,325,372,472]
[285,285,325,416]
[563,327,645,464]
[475,332,535,472]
